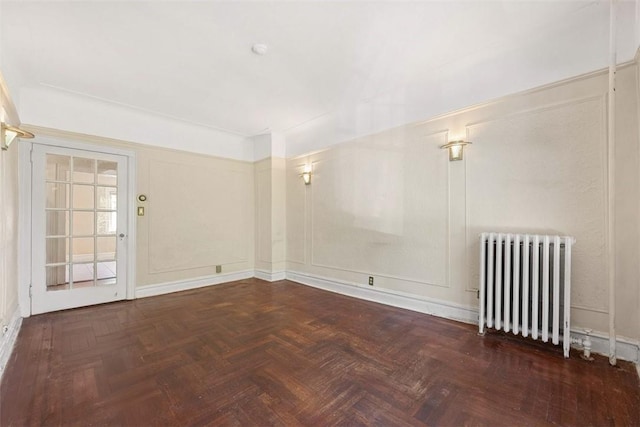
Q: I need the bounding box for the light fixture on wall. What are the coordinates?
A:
[1,123,34,150]
[301,164,312,185]
[440,140,471,161]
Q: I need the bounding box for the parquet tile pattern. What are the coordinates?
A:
[1,279,639,426]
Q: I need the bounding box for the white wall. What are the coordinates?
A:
[253,133,287,278]
[18,86,255,162]
[286,64,640,343]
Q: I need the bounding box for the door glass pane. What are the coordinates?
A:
[46,155,70,181]
[72,237,94,262]
[46,211,69,237]
[46,183,69,209]
[38,150,123,304]
[97,261,116,283]
[72,263,95,285]
[97,236,116,261]
[72,211,94,236]
[97,186,117,209]
[97,212,116,235]
[73,185,94,209]
[45,237,69,264]
[46,265,69,291]
[97,160,117,186]
[73,157,95,183]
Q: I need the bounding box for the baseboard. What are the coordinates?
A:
[286,270,478,324]
[0,306,23,382]
[569,329,639,364]
[286,270,640,365]
[135,270,254,298]
[254,270,286,282]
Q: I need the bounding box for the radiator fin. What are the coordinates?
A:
[478,232,574,358]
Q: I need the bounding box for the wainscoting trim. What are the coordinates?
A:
[286,270,477,324]
[254,270,287,282]
[135,270,254,298]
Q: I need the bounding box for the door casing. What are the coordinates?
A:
[19,136,136,316]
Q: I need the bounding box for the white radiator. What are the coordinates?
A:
[479,232,575,358]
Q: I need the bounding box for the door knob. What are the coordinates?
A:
[119,233,125,239]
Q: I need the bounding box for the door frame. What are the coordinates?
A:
[19,135,137,317]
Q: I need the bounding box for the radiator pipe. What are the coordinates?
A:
[583,329,593,360]
[607,0,617,366]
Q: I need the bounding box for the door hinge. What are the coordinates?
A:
[29,285,32,297]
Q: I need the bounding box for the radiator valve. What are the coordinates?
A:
[582,329,593,360]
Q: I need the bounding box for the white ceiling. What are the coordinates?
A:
[1,1,638,150]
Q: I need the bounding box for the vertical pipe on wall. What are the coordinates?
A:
[607,0,618,366]
[479,234,486,334]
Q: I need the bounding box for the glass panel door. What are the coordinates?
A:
[32,144,128,314]
[44,156,119,290]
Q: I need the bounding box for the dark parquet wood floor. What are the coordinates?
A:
[1,279,639,426]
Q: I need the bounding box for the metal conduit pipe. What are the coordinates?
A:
[607,0,617,366]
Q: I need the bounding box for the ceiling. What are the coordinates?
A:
[1,1,638,144]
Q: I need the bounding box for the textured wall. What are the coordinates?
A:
[0,129,19,328]
[255,157,287,275]
[134,145,255,285]
[286,64,640,341]
[24,129,256,288]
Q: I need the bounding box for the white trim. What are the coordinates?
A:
[19,138,137,315]
[135,270,254,298]
[18,142,32,317]
[570,329,639,364]
[0,306,22,382]
[254,270,286,282]
[125,152,137,300]
[285,270,640,365]
[29,135,136,157]
[285,270,478,324]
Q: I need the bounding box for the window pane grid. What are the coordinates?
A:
[45,155,118,291]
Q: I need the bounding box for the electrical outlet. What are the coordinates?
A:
[216,265,222,273]
[368,276,374,286]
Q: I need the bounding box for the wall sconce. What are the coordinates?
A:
[1,123,34,150]
[301,165,312,185]
[440,140,471,161]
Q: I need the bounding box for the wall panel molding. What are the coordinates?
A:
[256,167,272,264]
[135,270,254,298]
[464,95,608,311]
[308,131,451,288]
[287,270,476,323]
[285,160,308,265]
[147,159,250,274]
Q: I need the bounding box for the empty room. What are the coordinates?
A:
[0,0,639,425]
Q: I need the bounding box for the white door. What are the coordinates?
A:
[31,144,128,314]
